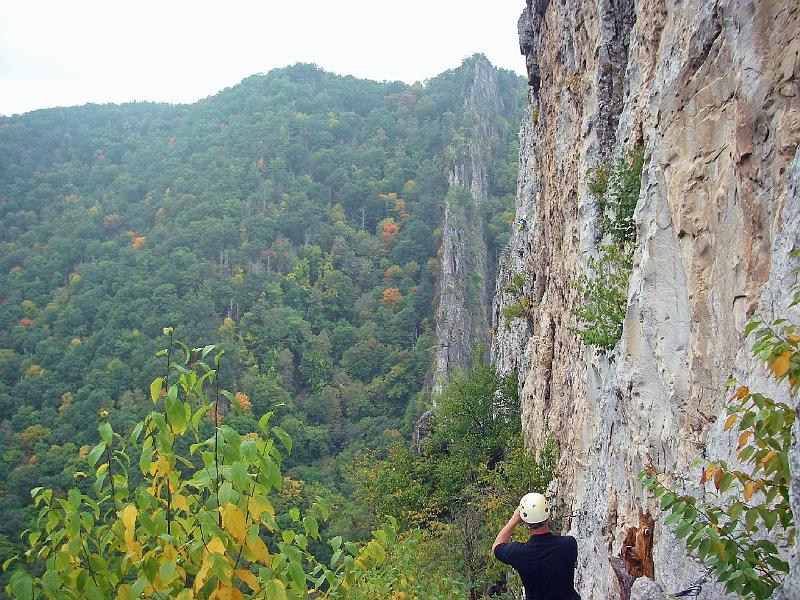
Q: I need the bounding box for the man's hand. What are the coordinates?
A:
[492,508,523,554]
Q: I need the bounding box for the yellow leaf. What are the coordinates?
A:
[770,350,792,378]
[723,414,737,431]
[175,591,194,600]
[120,505,137,543]
[194,558,211,592]
[150,457,171,476]
[116,584,133,600]
[246,535,271,566]
[206,536,226,554]
[222,504,247,543]
[235,569,260,591]
[737,430,752,450]
[787,334,800,344]
[249,496,275,519]
[217,586,243,600]
[743,481,758,502]
[173,494,189,512]
[162,544,177,561]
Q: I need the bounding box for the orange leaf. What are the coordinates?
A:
[734,386,749,400]
[712,467,724,491]
[723,414,737,431]
[743,481,758,502]
[770,350,792,378]
[737,430,752,451]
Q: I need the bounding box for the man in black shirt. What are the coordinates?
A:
[492,493,581,600]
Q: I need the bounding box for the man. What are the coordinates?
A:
[492,493,581,599]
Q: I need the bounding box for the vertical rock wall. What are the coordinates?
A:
[433,57,503,391]
[493,0,800,597]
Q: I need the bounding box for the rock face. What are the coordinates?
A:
[433,57,504,391]
[493,1,800,598]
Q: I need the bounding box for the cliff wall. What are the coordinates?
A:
[434,57,503,391]
[493,0,800,597]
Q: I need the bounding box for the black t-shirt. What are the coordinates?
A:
[494,533,581,600]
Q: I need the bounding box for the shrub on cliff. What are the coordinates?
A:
[573,147,644,353]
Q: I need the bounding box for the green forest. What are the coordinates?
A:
[0,56,532,597]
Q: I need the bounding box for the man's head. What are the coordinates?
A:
[519,492,550,530]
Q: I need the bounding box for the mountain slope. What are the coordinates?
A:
[0,57,525,558]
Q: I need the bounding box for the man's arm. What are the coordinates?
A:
[492,508,523,554]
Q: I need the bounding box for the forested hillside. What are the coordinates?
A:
[0,56,525,568]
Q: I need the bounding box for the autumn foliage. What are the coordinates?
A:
[379,218,399,244]
[381,287,401,307]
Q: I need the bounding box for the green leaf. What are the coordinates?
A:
[150,377,163,403]
[87,442,107,468]
[99,422,113,444]
[718,472,734,493]
[218,481,233,505]
[743,318,761,338]
[766,555,790,573]
[41,569,60,595]
[165,393,188,434]
[192,404,211,429]
[258,412,273,434]
[9,571,33,600]
[760,506,778,530]
[675,520,693,540]
[365,540,386,564]
[745,508,759,530]
[287,561,306,592]
[272,426,292,455]
[159,560,177,584]
[139,438,153,474]
[330,549,343,567]
[229,461,249,490]
[303,516,319,539]
[130,421,144,443]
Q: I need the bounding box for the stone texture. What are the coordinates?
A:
[493,0,800,597]
[433,56,502,392]
[629,577,668,600]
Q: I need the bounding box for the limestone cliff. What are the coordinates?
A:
[433,56,509,391]
[493,0,800,597]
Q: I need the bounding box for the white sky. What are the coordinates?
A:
[0,0,527,117]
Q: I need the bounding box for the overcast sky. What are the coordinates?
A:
[0,0,527,117]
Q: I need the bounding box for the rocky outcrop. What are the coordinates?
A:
[433,56,503,391]
[494,0,800,597]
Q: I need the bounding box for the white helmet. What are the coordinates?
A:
[519,492,549,524]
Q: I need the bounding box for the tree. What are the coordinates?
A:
[4,334,393,599]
